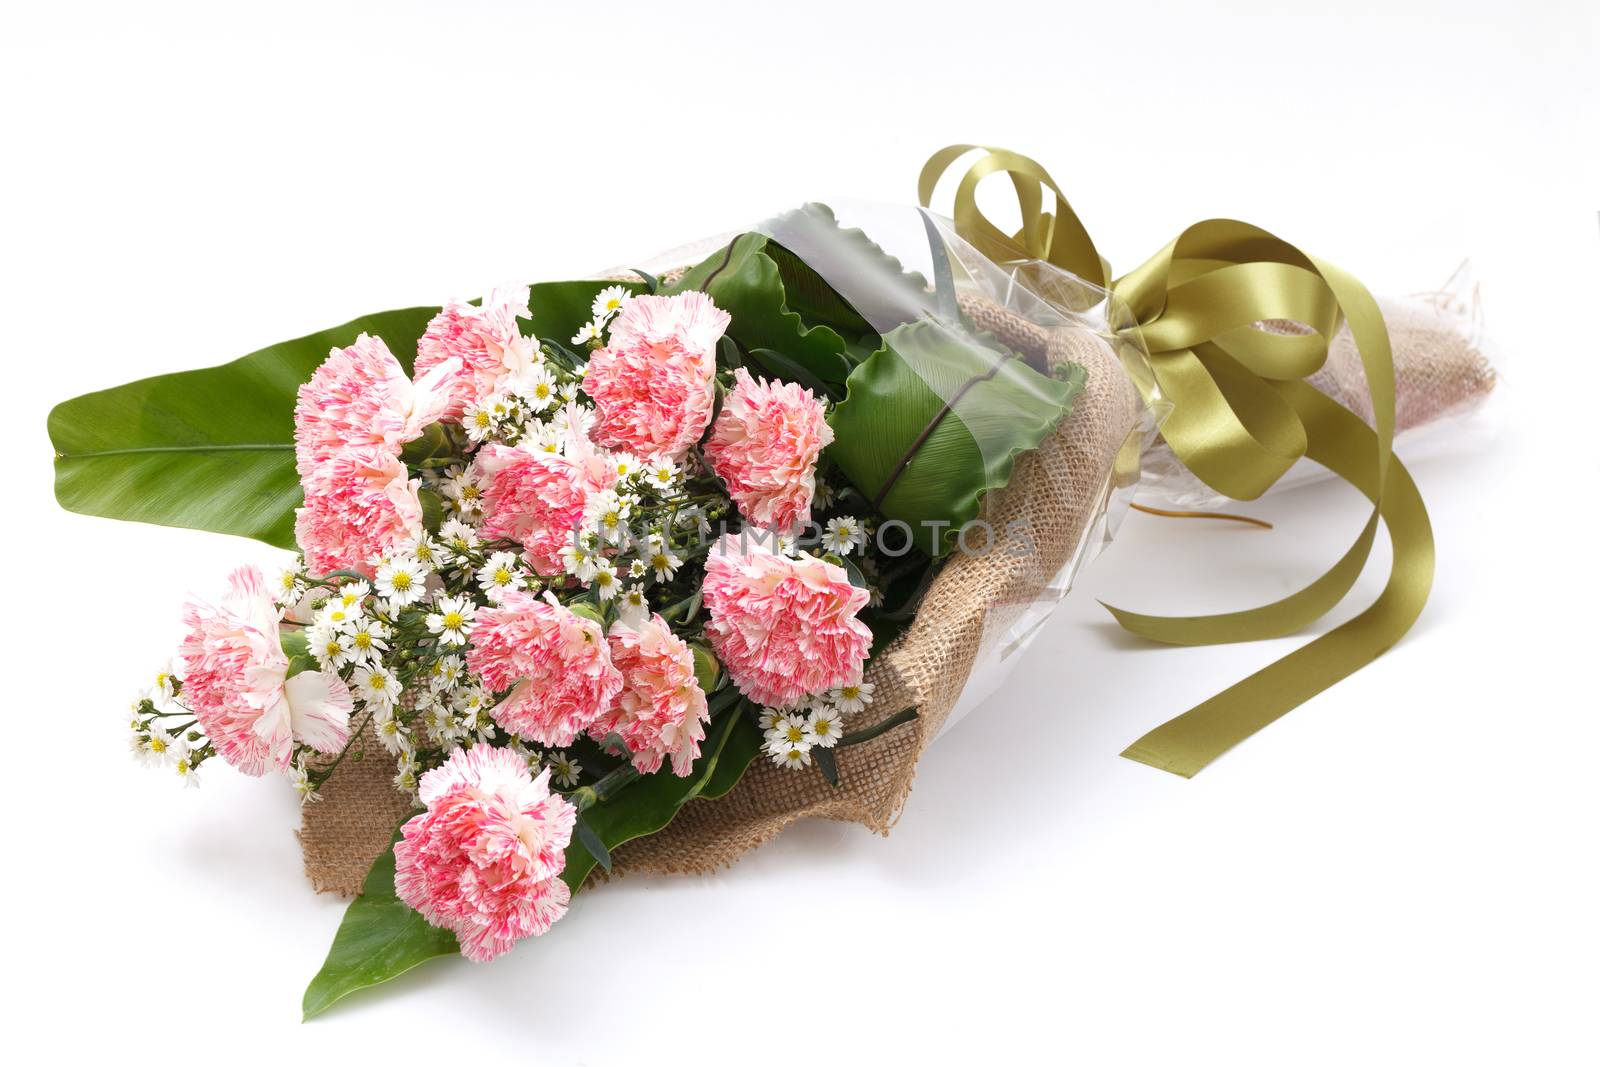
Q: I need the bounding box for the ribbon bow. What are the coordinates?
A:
[921,145,1435,777]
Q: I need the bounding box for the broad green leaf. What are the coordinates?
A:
[49,306,437,548]
[826,319,1088,557]
[665,233,854,386]
[301,822,456,1022]
[560,708,762,891]
[47,281,634,547]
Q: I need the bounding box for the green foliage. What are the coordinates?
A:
[826,320,1087,557]
[301,821,454,1021]
[48,282,634,547]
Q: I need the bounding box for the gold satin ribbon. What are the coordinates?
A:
[920,145,1435,777]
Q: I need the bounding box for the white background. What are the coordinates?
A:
[5,2,1596,1063]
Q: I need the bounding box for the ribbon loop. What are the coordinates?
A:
[919,146,1435,777]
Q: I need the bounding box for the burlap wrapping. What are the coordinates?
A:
[299,289,1494,896]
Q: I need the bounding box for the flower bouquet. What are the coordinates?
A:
[49,147,1492,1017]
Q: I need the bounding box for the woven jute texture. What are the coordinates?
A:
[299,297,1137,894]
[1307,293,1496,431]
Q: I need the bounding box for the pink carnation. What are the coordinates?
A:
[467,591,623,747]
[295,446,425,576]
[394,746,575,962]
[591,614,710,777]
[701,534,872,708]
[475,439,617,576]
[293,333,456,478]
[415,286,534,418]
[583,291,728,460]
[703,368,834,534]
[178,566,351,776]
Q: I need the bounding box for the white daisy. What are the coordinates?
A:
[334,579,372,609]
[430,654,465,692]
[590,559,620,601]
[805,705,845,748]
[141,725,178,767]
[439,519,480,559]
[627,558,649,579]
[644,536,682,582]
[591,284,633,322]
[424,702,462,745]
[525,421,564,454]
[608,452,642,482]
[757,707,787,733]
[476,551,527,602]
[309,624,351,668]
[152,660,179,700]
[829,680,875,715]
[822,516,866,555]
[558,381,581,403]
[770,742,812,770]
[290,757,318,804]
[520,364,559,413]
[353,665,402,710]
[461,401,499,444]
[375,556,429,606]
[397,535,442,569]
[339,618,389,664]
[548,752,582,789]
[315,599,358,632]
[393,756,420,796]
[172,742,201,788]
[571,320,603,345]
[585,489,632,544]
[372,710,412,756]
[643,458,679,490]
[274,567,307,606]
[617,583,649,627]
[766,713,811,752]
[425,595,477,646]
[560,536,601,581]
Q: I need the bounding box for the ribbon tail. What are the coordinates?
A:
[1118,384,1435,776]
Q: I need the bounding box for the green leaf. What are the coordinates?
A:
[48,305,438,548]
[826,320,1088,557]
[47,281,635,547]
[689,643,721,693]
[814,745,840,787]
[527,280,645,346]
[301,822,457,1022]
[560,708,762,891]
[664,232,854,387]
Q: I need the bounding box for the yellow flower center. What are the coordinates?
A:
[391,573,411,590]
[443,612,464,630]
[495,568,512,584]
[149,737,167,753]
[473,412,491,429]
